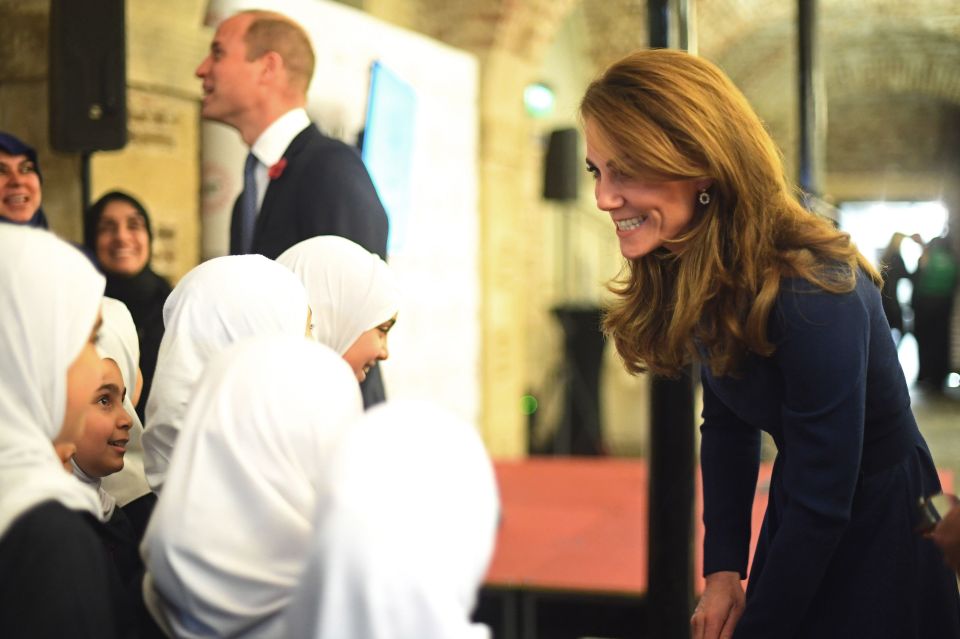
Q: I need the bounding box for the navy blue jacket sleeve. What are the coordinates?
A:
[700,375,761,578]
[733,283,869,637]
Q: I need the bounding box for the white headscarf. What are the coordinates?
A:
[142,336,363,639]
[277,236,400,354]
[71,297,145,518]
[282,400,500,639]
[0,225,105,537]
[89,297,152,508]
[142,255,309,493]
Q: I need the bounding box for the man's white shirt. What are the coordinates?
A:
[248,107,311,214]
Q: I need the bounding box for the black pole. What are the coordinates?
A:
[648,0,669,50]
[797,0,819,201]
[648,370,696,638]
[646,2,697,637]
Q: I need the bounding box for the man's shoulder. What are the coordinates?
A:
[289,123,361,159]
[280,125,370,188]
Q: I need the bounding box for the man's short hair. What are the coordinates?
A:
[240,10,316,94]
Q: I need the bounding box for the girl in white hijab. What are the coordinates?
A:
[142,254,309,492]
[282,400,501,639]
[277,235,400,386]
[72,297,152,517]
[142,335,364,638]
[0,225,123,637]
[70,298,165,637]
[94,297,159,543]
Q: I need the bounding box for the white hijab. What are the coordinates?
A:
[282,400,500,639]
[0,225,105,538]
[142,255,309,493]
[142,336,363,639]
[277,235,400,354]
[87,297,152,509]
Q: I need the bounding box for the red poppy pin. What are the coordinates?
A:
[268,158,288,180]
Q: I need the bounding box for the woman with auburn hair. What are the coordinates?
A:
[581,49,960,638]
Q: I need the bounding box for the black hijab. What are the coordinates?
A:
[0,132,49,229]
[84,191,171,419]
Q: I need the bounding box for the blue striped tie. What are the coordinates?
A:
[239,152,259,254]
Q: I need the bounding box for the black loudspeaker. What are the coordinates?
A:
[543,127,580,201]
[49,0,127,152]
[552,304,605,455]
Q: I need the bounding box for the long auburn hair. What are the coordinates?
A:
[580,49,880,378]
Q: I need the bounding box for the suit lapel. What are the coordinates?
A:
[255,125,317,235]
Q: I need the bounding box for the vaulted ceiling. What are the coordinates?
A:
[394,0,960,203]
[578,0,960,202]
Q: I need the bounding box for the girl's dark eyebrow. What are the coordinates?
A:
[97,383,120,394]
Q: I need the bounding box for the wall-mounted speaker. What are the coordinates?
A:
[543,127,580,201]
[49,0,127,152]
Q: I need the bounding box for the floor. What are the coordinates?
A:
[892,333,960,479]
[912,385,960,482]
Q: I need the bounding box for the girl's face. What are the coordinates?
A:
[343,315,396,382]
[95,199,150,277]
[73,358,131,478]
[57,312,104,466]
[584,119,707,259]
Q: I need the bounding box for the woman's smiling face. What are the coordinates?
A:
[95,199,150,277]
[0,151,41,223]
[584,119,705,259]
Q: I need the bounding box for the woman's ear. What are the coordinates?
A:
[694,178,714,192]
[53,442,76,472]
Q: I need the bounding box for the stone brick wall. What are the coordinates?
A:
[0,0,208,282]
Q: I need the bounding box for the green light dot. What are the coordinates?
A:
[523,83,555,118]
[521,394,539,415]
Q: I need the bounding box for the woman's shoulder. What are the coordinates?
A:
[0,502,119,638]
[1,500,102,556]
[144,268,173,296]
[773,267,875,333]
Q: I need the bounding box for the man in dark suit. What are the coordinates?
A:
[196,9,389,406]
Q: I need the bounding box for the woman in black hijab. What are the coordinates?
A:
[0,132,49,229]
[84,191,171,421]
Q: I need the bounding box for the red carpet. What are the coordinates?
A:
[485,457,954,596]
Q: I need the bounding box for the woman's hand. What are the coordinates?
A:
[691,571,745,639]
[929,501,960,572]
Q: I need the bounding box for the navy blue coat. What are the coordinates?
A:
[700,271,960,638]
[230,123,388,261]
[231,124,390,407]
